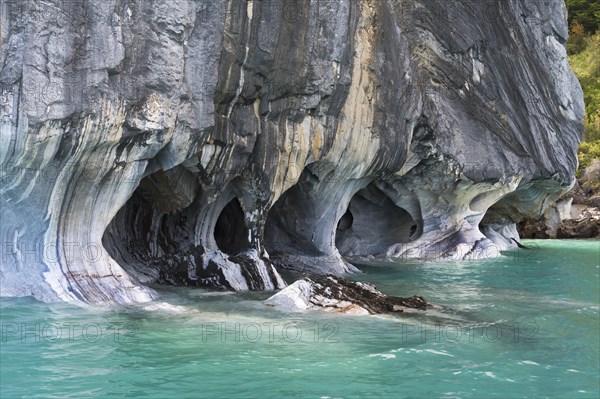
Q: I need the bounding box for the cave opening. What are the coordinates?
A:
[337,210,354,231]
[214,198,250,255]
[102,165,203,283]
[478,200,524,248]
[263,171,326,257]
[335,186,418,256]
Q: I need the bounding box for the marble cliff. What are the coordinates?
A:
[0,0,584,304]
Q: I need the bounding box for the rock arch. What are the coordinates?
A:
[336,184,418,257]
[103,167,284,291]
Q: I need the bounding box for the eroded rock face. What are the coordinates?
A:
[516,178,600,239]
[265,275,430,315]
[556,213,600,238]
[0,0,583,304]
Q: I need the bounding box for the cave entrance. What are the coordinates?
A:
[337,210,354,231]
[214,198,250,255]
[103,165,201,284]
[336,186,417,256]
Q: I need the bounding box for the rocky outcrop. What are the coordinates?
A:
[519,206,600,239]
[517,217,552,239]
[556,211,600,238]
[517,173,600,239]
[265,275,430,315]
[0,0,583,304]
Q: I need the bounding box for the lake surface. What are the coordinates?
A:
[1,240,599,398]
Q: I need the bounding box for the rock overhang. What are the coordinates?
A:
[0,0,583,304]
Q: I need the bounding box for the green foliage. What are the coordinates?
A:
[567,22,588,53]
[577,114,600,173]
[570,33,600,172]
[567,0,600,34]
[569,33,600,120]
[568,2,600,175]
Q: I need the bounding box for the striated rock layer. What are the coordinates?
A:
[265,274,430,315]
[0,0,583,304]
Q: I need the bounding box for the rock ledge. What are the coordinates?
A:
[265,274,430,315]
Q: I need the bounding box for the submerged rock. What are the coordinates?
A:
[0,0,583,304]
[265,275,430,315]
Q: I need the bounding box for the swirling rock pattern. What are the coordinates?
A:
[0,0,583,304]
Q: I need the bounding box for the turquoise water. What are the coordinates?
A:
[1,240,599,398]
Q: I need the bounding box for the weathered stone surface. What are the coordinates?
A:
[0,0,583,304]
[517,218,552,239]
[517,171,600,239]
[556,212,600,238]
[580,160,600,193]
[265,274,430,315]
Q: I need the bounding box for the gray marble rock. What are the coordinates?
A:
[0,0,583,304]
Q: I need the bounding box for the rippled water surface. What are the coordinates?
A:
[1,240,599,398]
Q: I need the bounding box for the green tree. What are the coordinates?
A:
[567,0,600,34]
[570,32,600,172]
[567,1,600,175]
